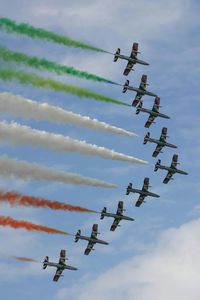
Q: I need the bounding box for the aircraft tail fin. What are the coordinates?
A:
[154,159,161,172]
[43,256,49,269]
[114,48,120,62]
[143,132,150,144]
[75,229,81,243]
[122,80,129,93]
[126,182,133,195]
[100,207,106,219]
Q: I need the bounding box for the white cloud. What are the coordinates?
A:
[56,218,200,300]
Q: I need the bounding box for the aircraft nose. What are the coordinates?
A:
[70,266,78,271]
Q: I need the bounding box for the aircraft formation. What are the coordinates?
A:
[0,19,189,283]
[41,42,188,282]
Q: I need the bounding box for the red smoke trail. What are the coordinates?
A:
[11,256,39,263]
[0,216,69,235]
[0,190,97,213]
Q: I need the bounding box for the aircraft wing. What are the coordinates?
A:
[116,201,123,215]
[53,268,63,282]
[91,224,98,239]
[152,127,167,156]
[163,171,173,184]
[143,177,149,191]
[135,194,145,207]
[130,42,138,58]
[152,144,163,157]
[171,154,178,168]
[59,249,66,264]
[110,201,123,231]
[123,61,134,76]
[132,93,142,107]
[139,74,147,90]
[152,97,160,112]
[84,224,98,254]
[160,127,167,141]
[123,42,138,76]
[84,241,94,255]
[110,218,120,231]
[133,75,147,106]
[145,114,155,128]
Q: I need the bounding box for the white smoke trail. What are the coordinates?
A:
[0,122,147,164]
[0,155,117,188]
[0,92,137,137]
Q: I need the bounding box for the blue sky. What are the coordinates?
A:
[0,1,199,299]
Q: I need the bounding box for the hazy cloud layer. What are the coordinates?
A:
[56,218,200,300]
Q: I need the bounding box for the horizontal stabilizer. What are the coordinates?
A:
[114,48,120,62]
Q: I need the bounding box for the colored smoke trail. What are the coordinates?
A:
[0,155,117,188]
[0,93,135,137]
[11,256,39,263]
[0,190,97,213]
[0,45,116,84]
[0,69,129,107]
[0,18,106,52]
[0,122,146,164]
[0,216,69,235]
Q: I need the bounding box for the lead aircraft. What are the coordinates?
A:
[75,224,108,255]
[154,154,188,184]
[113,42,149,76]
[144,127,177,157]
[43,249,77,282]
[100,201,134,231]
[126,177,160,207]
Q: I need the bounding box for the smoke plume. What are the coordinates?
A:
[0,122,145,164]
[0,45,115,84]
[0,93,136,137]
[0,18,106,52]
[0,190,97,213]
[0,155,117,188]
[0,216,69,235]
[0,69,129,107]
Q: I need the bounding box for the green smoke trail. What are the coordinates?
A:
[0,18,106,53]
[0,45,116,84]
[0,69,130,107]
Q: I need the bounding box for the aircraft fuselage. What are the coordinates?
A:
[145,137,177,149]
[126,86,157,97]
[138,107,170,119]
[115,54,149,65]
[157,165,188,175]
[101,212,134,221]
[78,235,109,245]
[45,261,77,271]
[128,188,160,198]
